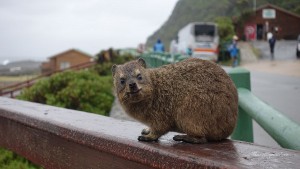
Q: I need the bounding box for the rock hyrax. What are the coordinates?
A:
[112,58,238,143]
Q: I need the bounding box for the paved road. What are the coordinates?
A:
[241,40,300,148]
[250,71,300,148]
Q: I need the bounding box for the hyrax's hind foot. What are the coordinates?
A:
[173,135,207,144]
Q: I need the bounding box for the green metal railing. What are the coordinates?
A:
[140,52,300,150]
[228,68,253,142]
[141,52,187,68]
[237,88,300,150]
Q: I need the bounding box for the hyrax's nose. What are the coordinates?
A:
[129,82,137,90]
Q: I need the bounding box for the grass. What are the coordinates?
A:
[0,75,38,88]
[219,59,232,67]
[0,75,37,82]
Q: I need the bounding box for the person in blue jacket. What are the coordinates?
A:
[153,39,165,53]
[228,36,239,67]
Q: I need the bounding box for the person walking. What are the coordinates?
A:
[268,32,276,60]
[169,38,178,55]
[153,39,165,53]
[228,35,239,67]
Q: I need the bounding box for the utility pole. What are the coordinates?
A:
[253,0,256,11]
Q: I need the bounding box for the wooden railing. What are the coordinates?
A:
[0,97,299,169]
[0,61,96,98]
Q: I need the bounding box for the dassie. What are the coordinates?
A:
[112,58,238,143]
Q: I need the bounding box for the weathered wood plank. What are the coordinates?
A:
[0,97,299,169]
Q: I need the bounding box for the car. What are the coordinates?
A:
[297,35,300,58]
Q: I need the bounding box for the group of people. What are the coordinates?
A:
[153,38,192,56]
[152,30,276,67]
[228,29,277,67]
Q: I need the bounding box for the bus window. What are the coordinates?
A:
[194,25,215,37]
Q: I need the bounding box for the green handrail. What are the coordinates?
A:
[228,68,253,142]
[238,88,300,150]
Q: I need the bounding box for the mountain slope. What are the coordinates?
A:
[146,0,300,49]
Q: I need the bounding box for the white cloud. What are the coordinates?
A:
[0,0,177,62]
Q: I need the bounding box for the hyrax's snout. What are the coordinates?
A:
[129,82,139,93]
[129,82,137,89]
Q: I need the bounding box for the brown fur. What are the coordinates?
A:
[112,58,238,143]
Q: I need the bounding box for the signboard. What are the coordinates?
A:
[263,9,276,19]
[244,24,256,41]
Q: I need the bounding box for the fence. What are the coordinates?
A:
[0,61,96,98]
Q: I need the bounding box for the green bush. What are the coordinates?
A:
[215,16,235,43]
[93,49,135,76]
[17,70,114,116]
[0,148,41,169]
[92,62,113,76]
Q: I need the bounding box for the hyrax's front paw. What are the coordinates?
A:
[141,128,150,135]
[138,135,158,142]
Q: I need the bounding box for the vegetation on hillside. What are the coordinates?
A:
[146,0,300,48]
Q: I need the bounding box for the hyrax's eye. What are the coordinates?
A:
[120,78,126,85]
[137,74,142,80]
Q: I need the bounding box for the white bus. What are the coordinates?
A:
[177,22,219,62]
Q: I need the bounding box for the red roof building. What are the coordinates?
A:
[41,49,94,74]
[236,4,300,41]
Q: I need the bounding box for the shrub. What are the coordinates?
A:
[215,16,235,43]
[93,49,135,76]
[0,148,42,169]
[17,70,114,116]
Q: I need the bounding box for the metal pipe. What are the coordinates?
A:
[238,88,300,150]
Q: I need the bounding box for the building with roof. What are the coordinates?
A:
[41,49,94,74]
[236,4,300,41]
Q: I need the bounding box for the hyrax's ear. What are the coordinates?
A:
[137,58,146,68]
[111,64,118,76]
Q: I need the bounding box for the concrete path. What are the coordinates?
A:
[242,60,300,77]
[252,40,298,61]
[238,42,258,64]
[242,40,300,78]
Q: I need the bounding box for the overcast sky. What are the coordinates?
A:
[0,0,178,63]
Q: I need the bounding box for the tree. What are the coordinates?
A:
[215,16,235,42]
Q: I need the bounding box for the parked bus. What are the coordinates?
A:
[177,22,219,62]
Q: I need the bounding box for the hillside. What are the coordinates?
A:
[0,60,41,75]
[146,0,300,49]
